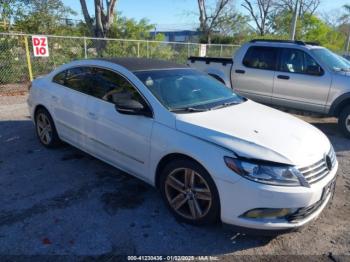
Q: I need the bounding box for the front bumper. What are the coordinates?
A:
[217,161,338,231]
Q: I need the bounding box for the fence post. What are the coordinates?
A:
[24,36,33,81]
[146,40,149,58]
[84,37,87,59]
[187,43,190,58]
[220,45,223,57]
[137,42,140,57]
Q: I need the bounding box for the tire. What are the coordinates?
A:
[35,108,61,148]
[159,159,220,225]
[338,105,350,138]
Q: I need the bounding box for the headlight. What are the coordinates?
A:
[224,157,305,186]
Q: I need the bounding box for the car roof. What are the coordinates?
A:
[95,57,188,72]
[246,40,322,50]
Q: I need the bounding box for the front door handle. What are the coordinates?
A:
[235,69,245,74]
[277,75,290,80]
[88,112,98,120]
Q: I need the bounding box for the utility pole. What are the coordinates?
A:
[346,29,350,55]
[290,0,299,40]
[154,26,157,40]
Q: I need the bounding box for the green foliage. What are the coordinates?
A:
[96,15,177,61]
[14,0,76,34]
[270,11,346,52]
[0,36,28,84]
[108,15,154,39]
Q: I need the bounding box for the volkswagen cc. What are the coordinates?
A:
[27,58,338,232]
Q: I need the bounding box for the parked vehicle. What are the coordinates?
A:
[188,39,350,138]
[28,58,338,232]
[343,55,350,61]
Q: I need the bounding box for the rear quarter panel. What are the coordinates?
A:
[28,77,53,120]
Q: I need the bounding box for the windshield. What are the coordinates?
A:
[134,69,245,112]
[311,48,350,72]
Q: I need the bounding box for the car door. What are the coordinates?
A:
[232,46,277,104]
[51,67,94,148]
[83,67,154,179]
[271,48,332,113]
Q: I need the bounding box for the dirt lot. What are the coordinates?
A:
[0,95,349,260]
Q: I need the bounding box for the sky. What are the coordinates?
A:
[62,0,350,30]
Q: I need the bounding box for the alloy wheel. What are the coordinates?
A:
[346,115,350,132]
[36,113,52,145]
[165,168,212,220]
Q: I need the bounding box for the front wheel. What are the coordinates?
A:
[338,106,350,138]
[160,159,220,225]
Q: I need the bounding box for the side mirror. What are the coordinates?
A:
[306,65,323,76]
[114,100,152,117]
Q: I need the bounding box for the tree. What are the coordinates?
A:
[341,4,350,54]
[274,0,320,18]
[196,0,235,43]
[242,0,276,36]
[79,0,117,38]
[215,12,250,35]
[14,0,76,34]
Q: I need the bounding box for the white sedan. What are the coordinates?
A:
[27,58,338,232]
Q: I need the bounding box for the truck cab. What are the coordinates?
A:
[188,39,350,138]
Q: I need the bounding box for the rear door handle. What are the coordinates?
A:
[277,75,290,80]
[235,69,245,74]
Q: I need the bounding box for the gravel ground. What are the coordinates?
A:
[0,95,349,260]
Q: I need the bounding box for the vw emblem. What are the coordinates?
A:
[325,154,332,171]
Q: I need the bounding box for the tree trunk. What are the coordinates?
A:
[207,31,211,44]
[79,0,117,54]
[346,27,350,55]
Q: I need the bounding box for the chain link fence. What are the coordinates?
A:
[0,32,240,95]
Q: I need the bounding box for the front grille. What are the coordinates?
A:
[287,175,336,222]
[298,147,336,185]
[287,197,325,222]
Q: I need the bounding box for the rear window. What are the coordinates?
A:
[65,67,94,94]
[243,46,277,70]
[53,71,66,85]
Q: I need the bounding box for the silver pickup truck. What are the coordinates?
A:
[188,39,350,138]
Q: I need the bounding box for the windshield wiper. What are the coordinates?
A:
[209,101,239,110]
[170,107,208,113]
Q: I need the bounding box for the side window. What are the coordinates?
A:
[53,71,66,85]
[65,67,94,94]
[243,46,277,70]
[279,48,323,76]
[92,68,146,107]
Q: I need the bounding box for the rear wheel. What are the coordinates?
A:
[160,159,220,225]
[338,106,350,138]
[35,108,61,148]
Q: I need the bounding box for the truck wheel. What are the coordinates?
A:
[338,106,350,138]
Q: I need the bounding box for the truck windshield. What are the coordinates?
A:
[311,48,350,72]
[134,69,245,112]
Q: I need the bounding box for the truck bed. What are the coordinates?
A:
[187,56,233,87]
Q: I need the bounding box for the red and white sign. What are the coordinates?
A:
[32,36,49,57]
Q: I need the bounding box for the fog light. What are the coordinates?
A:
[241,208,296,219]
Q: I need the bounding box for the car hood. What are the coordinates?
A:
[175,100,330,166]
